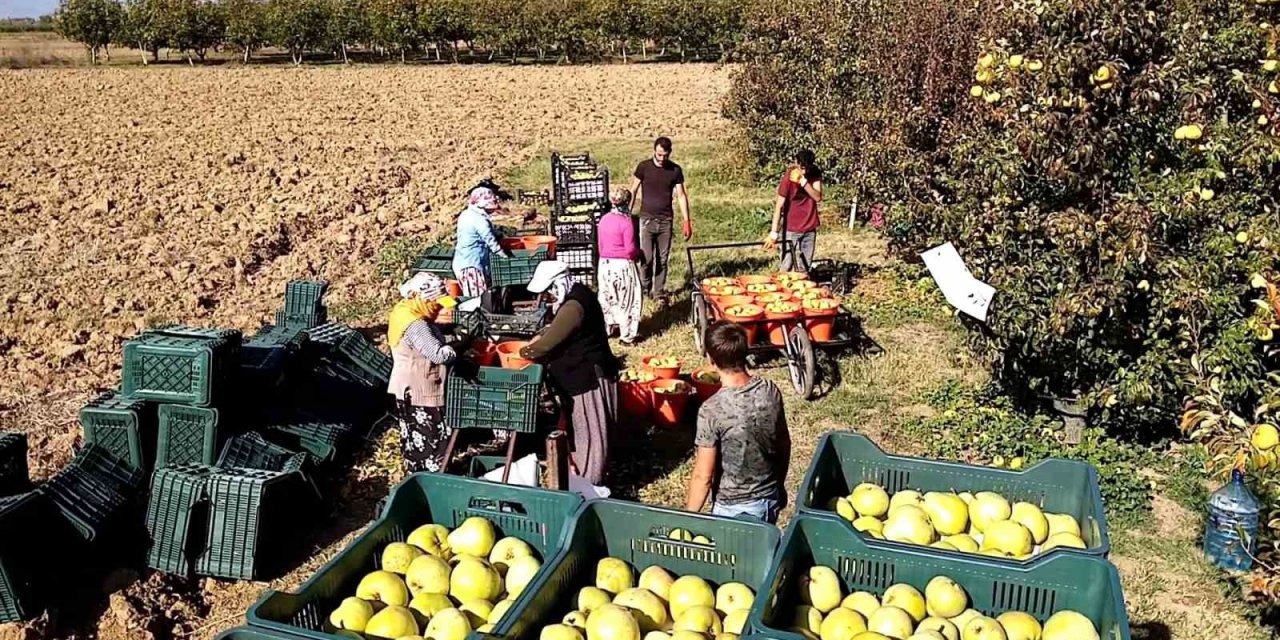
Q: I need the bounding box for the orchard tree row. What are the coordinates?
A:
[54,0,744,64]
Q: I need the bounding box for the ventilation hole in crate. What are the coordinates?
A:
[990,581,1056,618]
[837,554,894,591]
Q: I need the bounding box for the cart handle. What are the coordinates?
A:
[684,240,793,284]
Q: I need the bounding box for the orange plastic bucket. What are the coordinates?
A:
[620,380,653,420]
[744,282,780,295]
[763,303,802,346]
[445,279,463,298]
[711,295,754,314]
[796,287,832,302]
[784,279,818,294]
[803,298,841,342]
[737,274,773,287]
[496,341,533,369]
[722,303,765,344]
[753,292,792,306]
[706,285,746,298]
[690,367,722,403]
[700,277,736,290]
[642,355,681,379]
[650,379,692,428]
[468,340,498,366]
[500,235,558,257]
[773,271,809,283]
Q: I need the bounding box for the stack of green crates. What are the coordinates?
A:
[197,467,312,581]
[0,491,68,623]
[492,246,550,289]
[37,444,146,543]
[245,473,584,639]
[122,331,239,407]
[445,364,545,434]
[80,391,155,471]
[156,404,221,468]
[410,246,454,278]
[145,463,218,577]
[302,323,392,388]
[276,280,329,329]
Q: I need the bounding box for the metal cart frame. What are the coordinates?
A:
[686,241,861,400]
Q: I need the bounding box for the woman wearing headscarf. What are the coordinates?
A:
[452,186,511,300]
[519,261,620,485]
[387,273,477,473]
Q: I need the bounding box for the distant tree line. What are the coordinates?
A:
[0,16,57,31]
[53,0,745,65]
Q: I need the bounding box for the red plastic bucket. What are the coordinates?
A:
[650,379,693,429]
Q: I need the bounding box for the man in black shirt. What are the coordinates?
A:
[629,137,692,301]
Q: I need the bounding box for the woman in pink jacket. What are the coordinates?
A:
[597,187,644,345]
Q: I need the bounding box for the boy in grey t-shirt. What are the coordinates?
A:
[684,321,791,523]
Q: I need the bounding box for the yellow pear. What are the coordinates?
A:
[1009,504,1048,545]
[923,493,970,536]
[459,599,495,628]
[867,606,914,639]
[997,612,1042,640]
[450,557,502,602]
[1252,424,1279,450]
[924,576,967,619]
[1044,514,1081,539]
[669,575,716,619]
[587,604,642,640]
[693,536,712,545]
[1042,532,1087,551]
[614,588,670,632]
[448,517,498,558]
[639,566,676,601]
[853,517,884,536]
[1008,54,1024,69]
[881,584,926,623]
[850,484,891,518]
[673,606,722,636]
[918,617,960,640]
[819,607,867,640]
[970,86,985,98]
[329,597,375,632]
[357,570,411,607]
[1026,60,1044,72]
[426,608,472,640]
[597,558,636,595]
[383,542,425,575]
[791,605,824,634]
[968,493,1011,533]
[505,555,542,598]
[489,537,535,574]
[942,535,979,553]
[981,521,1033,556]
[835,497,858,522]
[405,555,452,596]
[645,633,673,640]
[849,634,890,640]
[489,599,517,624]
[580,586,615,613]
[888,490,924,513]
[961,616,1007,640]
[715,582,754,615]
[841,592,881,620]
[408,524,453,560]
[888,504,929,523]
[977,53,995,68]
[950,609,981,633]
[410,592,454,621]
[543,624,587,640]
[723,610,749,635]
[366,605,419,638]
[931,541,958,552]
[799,566,844,613]
[1042,611,1097,640]
[564,610,589,629]
[883,513,936,546]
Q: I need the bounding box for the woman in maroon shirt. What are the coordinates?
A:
[769,149,824,272]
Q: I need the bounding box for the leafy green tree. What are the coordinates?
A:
[368,0,419,62]
[164,0,225,63]
[329,0,371,62]
[117,0,166,63]
[268,0,332,63]
[55,0,125,63]
[588,0,640,61]
[224,0,268,62]
[417,0,470,61]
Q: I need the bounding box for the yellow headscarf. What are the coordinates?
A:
[388,298,440,348]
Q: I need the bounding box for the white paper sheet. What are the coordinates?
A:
[921,243,995,322]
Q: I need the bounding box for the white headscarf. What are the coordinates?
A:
[548,275,572,307]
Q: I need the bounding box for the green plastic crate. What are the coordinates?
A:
[198,467,306,581]
[747,516,1130,640]
[0,432,28,495]
[446,364,545,434]
[216,627,303,640]
[146,464,218,577]
[0,492,55,622]
[492,246,550,289]
[264,419,353,463]
[285,280,328,317]
[797,432,1110,565]
[411,246,455,278]
[38,444,146,543]
[251,324,308,349]
[149,325,243,343]
[495,499,781,640]
[122,334,234,406]
[329,330,392,388]
[276,309,328,330]
[156,405,220,468]
[245,473,584,640]
[80,391,154,471]
[217,433,308,475]
[456,305,549,338]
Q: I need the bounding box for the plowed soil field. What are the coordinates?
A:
[0,64,730,639]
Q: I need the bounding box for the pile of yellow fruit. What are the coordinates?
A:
[693,370,721,384]
[746,283,780,294]
[648,357,679,369]
[826,485,1087,559]
[536,556,756,640]
[777,567,1099,640]
[621,368,657,384]
[653,381,691,396]
[764,301,801,314]
[327,516,543,639]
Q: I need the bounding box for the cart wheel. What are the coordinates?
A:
[786,325,817,400]
[692,294,710,355]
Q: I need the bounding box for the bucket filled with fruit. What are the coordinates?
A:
[802,298,842,342]
[650,379,693,428]
[737,274,774,287]
[643,356,681,380]
[762,301,802,346]
[690,367,722,402]
[721,304,765,344]
[620,368,657,419]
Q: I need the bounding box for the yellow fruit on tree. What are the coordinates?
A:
[977,53,995,69]
[1008,54,1024,69]
[1252,424,1280,450]
[1027,60,1044,72]
[970,86,985,98]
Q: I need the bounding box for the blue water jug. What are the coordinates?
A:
[1203,469,1260,571]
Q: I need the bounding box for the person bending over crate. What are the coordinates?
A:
[685,321,791,524]
[597,186,644,346]
[452,186,513,302]
[388,273,479,473]
[520,260,621,486]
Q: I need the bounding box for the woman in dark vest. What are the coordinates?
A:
[520,260,620,485]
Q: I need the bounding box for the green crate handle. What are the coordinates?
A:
[796,432,1109,566]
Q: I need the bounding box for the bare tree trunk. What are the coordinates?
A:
[621,39,627,63]
[88,45,97,64]
[104,45,111,62]
[642,41,647,57]
[450,41,458,62]
[435,44,441,61]
[400,48,406,63]
[151,47,159,63]
[139,43,148,65]
[342,42,349,63]
[243,46,250,63]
